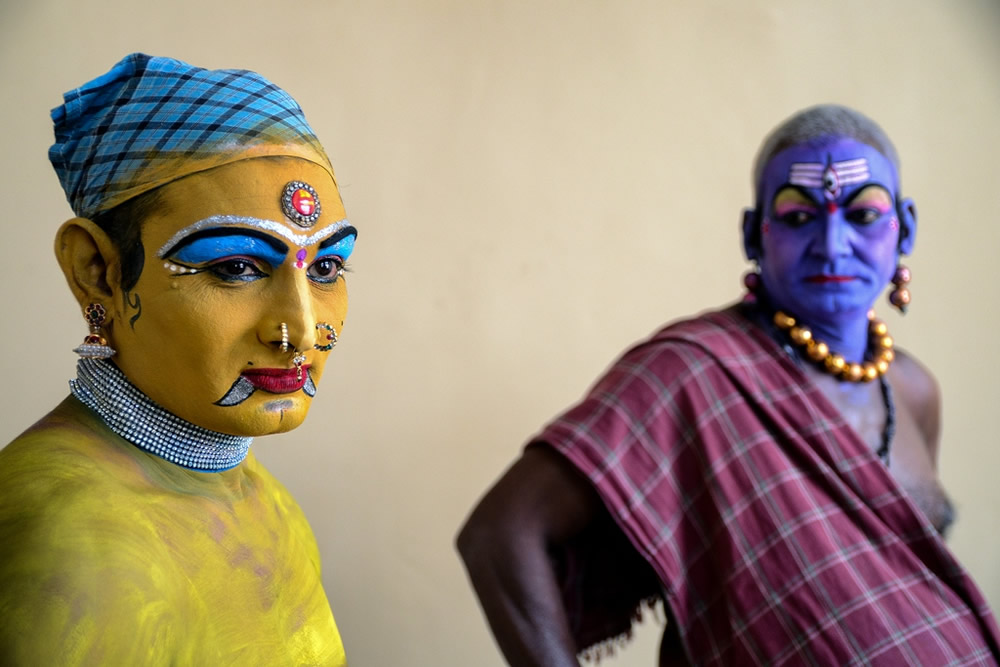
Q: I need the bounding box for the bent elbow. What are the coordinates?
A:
[455,511,494,571]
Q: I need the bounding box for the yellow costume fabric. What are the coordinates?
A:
[0,398,346,666]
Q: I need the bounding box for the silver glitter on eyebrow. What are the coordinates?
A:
[157,215,352,259]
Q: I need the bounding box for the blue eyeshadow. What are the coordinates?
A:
[169,235,288,266]
[315,234,356,261]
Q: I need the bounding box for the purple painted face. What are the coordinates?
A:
[752,137,909,325]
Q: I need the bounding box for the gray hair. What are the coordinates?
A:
[752,104,901,201]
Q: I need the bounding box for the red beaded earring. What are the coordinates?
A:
[74,303,117,358]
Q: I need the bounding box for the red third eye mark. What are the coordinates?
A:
[292,189,315,216]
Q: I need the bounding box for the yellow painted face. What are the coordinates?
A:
[108,157,356,436]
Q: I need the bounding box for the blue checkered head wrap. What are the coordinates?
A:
[50,53,335,219]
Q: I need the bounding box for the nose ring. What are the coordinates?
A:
[314,322,338,351]
[280,322,290,352]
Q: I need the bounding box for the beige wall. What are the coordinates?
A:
[2,1,998,664]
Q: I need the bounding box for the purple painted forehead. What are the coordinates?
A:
[758,137,899,205]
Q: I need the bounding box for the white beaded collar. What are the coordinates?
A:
[70,358,252,472]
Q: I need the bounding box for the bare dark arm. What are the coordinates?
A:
[456,445,601,667]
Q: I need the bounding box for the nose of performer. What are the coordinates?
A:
[264,272,321,355]
[813,206,852,261]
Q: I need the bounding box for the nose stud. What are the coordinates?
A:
[280,322,290,352]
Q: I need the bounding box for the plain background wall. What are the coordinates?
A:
[1,1,998,664]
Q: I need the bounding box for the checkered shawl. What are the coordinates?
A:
[50,53,334,218]
[533,308,1000,665]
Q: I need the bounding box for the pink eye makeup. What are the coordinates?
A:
[772,188,819,226]
[844,186,894,225]
[774,201,817,217]
[846,186,893,213]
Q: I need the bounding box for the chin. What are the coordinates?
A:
[198,400,311,436]
[265,412,308,434]
[789,291,875,320]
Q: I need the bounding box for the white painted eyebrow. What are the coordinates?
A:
[157,215,352,258]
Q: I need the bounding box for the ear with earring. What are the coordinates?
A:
[73,303,117,358]
[742,266,761,303]
[888,265,911,313]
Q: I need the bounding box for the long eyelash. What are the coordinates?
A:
[340,261,353,274]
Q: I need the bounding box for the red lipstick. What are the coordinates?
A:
[241,367,310,393]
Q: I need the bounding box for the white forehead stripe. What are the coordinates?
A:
[157,215,352,258]
[789,159,870,189]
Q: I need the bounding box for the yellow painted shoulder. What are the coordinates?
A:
[0,415,209,665]
[0,399,345,665]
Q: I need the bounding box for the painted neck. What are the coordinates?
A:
[795,309,873,363]
[70,358,252,472]
[755,291,873,362]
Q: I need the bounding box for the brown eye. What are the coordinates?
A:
[210,259,266,282]
[220,260,250,275]
[307,258,343,283]
[778,210,815,227]
[846,208,881,225]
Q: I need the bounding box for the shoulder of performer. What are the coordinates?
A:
[0,426,192,665]
[888,347,941,463]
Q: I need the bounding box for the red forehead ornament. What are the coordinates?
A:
[281,181,322,228]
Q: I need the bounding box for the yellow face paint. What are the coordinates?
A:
[108,157,356,437]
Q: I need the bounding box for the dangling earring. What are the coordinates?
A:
[888,265,911,313]
[314,322,338,351]
[742,268,761,303]
[74,303,117,358]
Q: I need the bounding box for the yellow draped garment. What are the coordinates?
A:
[0,397,346,666]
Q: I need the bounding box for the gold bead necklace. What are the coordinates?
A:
[772,310,894,383]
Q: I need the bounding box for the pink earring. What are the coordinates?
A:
[742,269,761,303]
[888,265,911,313]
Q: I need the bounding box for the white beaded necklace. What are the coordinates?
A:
[70,358,252,472]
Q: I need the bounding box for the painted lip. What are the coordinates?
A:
[804,275,856,284]
[240,367,311,394]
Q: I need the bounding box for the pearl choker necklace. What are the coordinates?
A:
[772,310,895,383]
[70,358,252,472]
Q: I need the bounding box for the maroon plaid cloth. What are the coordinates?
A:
[533,308,1000,666]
